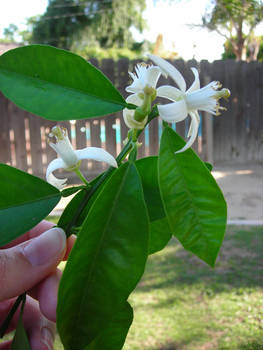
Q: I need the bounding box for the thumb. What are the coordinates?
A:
[0,227,66,301]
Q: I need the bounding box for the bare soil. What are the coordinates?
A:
[212,162,263,220]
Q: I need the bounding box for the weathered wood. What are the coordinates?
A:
[27,113,44,176]
[101,59,117,157]
[0,59,263,182]
[0,93,11,164]
[9,103,28,171]
[116,59,129,143]
[148,117,159,156]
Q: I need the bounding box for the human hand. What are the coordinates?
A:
[0,221,75,350]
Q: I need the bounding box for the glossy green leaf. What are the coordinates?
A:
[205,162,213,172]
[58,172,107,234]
[11,295,30,350]
[149,218,172,255]
[61,185,87,197]
[57,189,87,233]
[0,45,126,120]
[158,127,227,267]
[57,162,149,349]
[87,302,133,350]
[135,157,172,254]
[0,164,61,246]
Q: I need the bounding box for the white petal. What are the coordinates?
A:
[46,158,67,181]
[123,94,146,129]
[126,93,143,106]
[175,111,199,154]
[49,136,78,168]
[126,79,144,94]
[187,111,200,137]
[156,85,183,101]
[47,173,67,190]
[123,109,147,129]
[126,64,161,93]
[187,68,200,93]
[148,54,186,92]
[75,147,117,168]
[145,66,162,88]
[158,99,188,123]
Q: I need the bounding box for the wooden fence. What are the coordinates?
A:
[0,58,262,182]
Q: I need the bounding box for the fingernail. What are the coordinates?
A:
[41,327,54,350]
[22,228,66,266]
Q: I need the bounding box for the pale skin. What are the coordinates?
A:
[0,221,75,350]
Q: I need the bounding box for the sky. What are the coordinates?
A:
[0,0,258,62]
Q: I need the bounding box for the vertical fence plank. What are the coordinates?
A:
[255,62,263,161]
[200,60,213,162]
[116,59,129,144]
[0,93,11,164]
[148,118,159,156]
[101,59,117,158]
[9,103,28,172]
[27,113,44,177]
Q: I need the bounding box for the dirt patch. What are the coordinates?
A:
[212,162,263,221]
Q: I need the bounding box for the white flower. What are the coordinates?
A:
[149,54,230,153]
[123,63,162,130]
[46,126,117,189]
[126,63,162,94]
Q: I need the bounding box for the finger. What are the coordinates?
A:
[0,296,55,350]
[29,269,62,322]
[63,234,76,260]
[1,221,54,249]
[0,228,66,301]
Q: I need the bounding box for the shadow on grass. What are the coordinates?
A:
[138,226,263,296]
[151,340,263,350]
[237,341,263,350]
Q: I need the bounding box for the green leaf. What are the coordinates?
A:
[0,164,61,246]
[0,45,126,120]
[158,128,227,267]
[58,172,108,234]
[57,189,87,233]
[61,185,87,197]
[135,157,172,254]
[87,302,133,350]
[11,295,31,350]
[205,162,213,172]
[57,162,149,350]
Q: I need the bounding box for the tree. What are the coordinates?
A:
[222,34,263,61]
[31,0,88,50]
[202,0,263,60]
[31,0,146,50]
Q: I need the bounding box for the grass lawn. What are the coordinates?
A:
[51,224,263,349]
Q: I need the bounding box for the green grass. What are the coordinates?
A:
[52,224,263,349]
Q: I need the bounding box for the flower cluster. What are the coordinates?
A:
[124,54,230,153]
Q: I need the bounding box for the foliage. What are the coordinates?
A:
[202,0,263,60]
[2,16,42,45]
[74,42,153,60]
[222,35,263,61]
[0,45,227,349]
[30,0,146,50]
